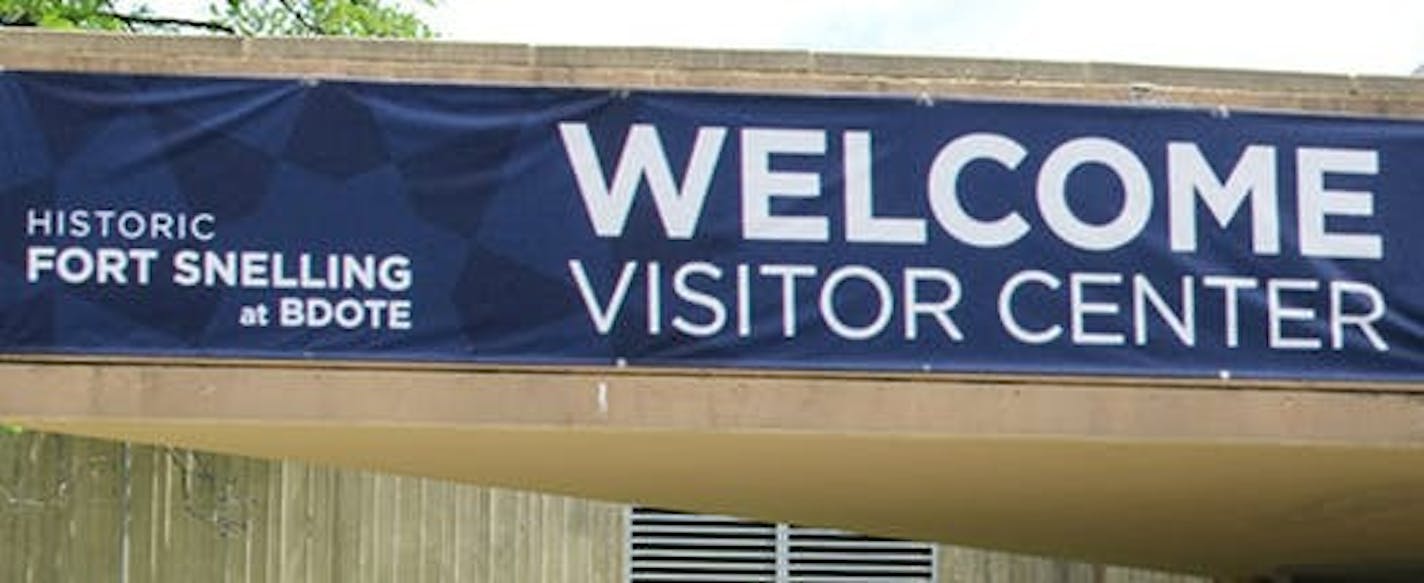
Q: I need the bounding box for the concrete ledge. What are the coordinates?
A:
[6,28,1424,116]
[3,359,1424,447]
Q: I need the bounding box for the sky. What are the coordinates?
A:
[139,0,1424,76]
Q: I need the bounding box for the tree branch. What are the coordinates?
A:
[97,0,136,32]
[276,0,325,35]
[97,11,238,34]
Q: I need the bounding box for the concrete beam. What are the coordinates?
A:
[5,29,1424,116]
[4,30,1424,578]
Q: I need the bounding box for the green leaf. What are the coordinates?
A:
[37,12,76,28]
[2,0,437,38]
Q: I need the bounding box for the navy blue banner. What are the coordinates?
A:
[2,71,1420,381]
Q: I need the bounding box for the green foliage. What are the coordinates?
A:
[0,0,437,38]
[214,0,435,38]
[0,0,129,30]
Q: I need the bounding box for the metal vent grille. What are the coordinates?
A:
[628,508,937,582]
